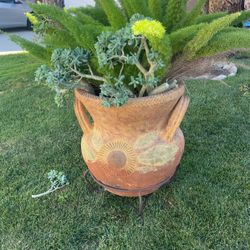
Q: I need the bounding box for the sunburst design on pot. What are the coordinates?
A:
[97,141,137,173]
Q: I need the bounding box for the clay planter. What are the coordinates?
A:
[74,83,189,197]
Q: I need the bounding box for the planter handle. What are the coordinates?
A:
[164,96,190,142]
[74,99,93,134]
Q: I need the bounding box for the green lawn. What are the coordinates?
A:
[0,54,249,250]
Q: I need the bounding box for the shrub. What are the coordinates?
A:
[11,1,250,106]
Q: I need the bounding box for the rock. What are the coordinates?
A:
[212,75,227,81]
[193,61,237,81]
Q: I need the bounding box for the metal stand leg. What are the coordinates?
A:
[83,170,105,193]
[83,169,90,180]
[138,195,148,217]
[138,195,144,216]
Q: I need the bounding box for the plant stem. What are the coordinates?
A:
[137,37,158,97]
[32,185,67,199]
[135,62,148,75]
[87,63,94,76]
[149,80,177,96]
[137,39,144,58]
[119,62,125,78]
[142,37,154,66]
[139,85,147,97]
[71,66,106,83]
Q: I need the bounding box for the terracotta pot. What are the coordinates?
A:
[74,83,189,197]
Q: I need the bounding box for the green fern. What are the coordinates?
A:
[118,0,134,18]
[12,2,250,93]
[197,27,250,58]
[159,0,168,11]
[181,0,207,27]
[184,12,241,59]
[29,3,71,26]
[169,23,205,54]
[126,0,150,17]
[43,28,78,48]
[165,0,187,32]
[96,0,127,30]
[9,35,51,62]
[232,11,250,26]
[153,35,172,74]
[31,3,105,53]
[194,12,228,24]
[71,6,109,25]
[148,0,163,21]
[68,8,103,26]
[73,24,105,52]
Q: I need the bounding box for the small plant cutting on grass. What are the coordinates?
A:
[12,1,250,199]
[32,170,69,199]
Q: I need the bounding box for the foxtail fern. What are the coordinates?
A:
[169,23,205,54]
[10,2,250,107]
[148,0,163,21]
[194,12,228,24]
[118,0,134,18]
[126,0,150,17]
[10,35,51,62]
[197,27,250,57]
[96,0,127,30]
[164,0,187,31]
[184,12,241,59]
[182,0,207,27]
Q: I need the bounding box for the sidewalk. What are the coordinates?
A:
[0,29,34,55]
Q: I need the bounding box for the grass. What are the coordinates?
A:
[0,54,249,250]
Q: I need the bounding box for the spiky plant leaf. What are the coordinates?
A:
[71,6,109,25]
[164,0,187,32]
[152,35,172,73]
[29,3,70,26]
[169,23,205,54]
[194,12,228,24]
[43,28,78,48]
[184,12,241,59]
[148,0,163,21]
[118,0,134,18]
[182,0,207,27]
[232,11,250,26]
[30,3,105,53]
[125,0,150,17]
[96,0,127,30]
[196,27,250,58]
[68,8,103,26]
[9,35,51,62]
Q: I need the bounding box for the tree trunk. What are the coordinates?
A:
[41,0,65,8]
[207,0,244,13]
[245,0,250,9]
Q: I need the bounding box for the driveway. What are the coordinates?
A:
[0,1,94,55]
[0,29,35,54]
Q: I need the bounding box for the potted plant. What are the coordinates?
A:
[11,1,250,197]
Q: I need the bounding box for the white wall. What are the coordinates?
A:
[65,0,94,8]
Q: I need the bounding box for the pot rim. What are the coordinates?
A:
[75,81,185,104]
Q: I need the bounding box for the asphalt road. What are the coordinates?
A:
[0,29,34,54]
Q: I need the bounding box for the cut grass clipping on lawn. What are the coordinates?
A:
[0,54,249,249]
